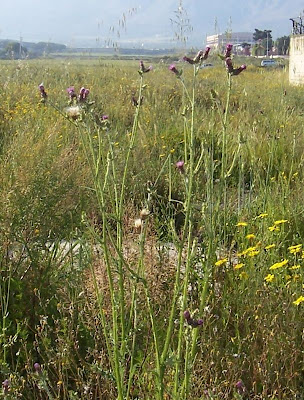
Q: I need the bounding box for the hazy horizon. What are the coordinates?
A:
[1,0,303,48]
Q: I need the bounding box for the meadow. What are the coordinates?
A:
[1,53,304,399]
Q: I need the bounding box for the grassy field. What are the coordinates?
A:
[1,54,304,399]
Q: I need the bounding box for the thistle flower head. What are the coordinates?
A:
[139,60,152,73]
[34,362,41,373]
[225,57,234,73]
[175,160,185,173]
[66,105,81,120]
[101,114,109,120]
[140,208,150,220]
[2,379,9,394]
[38,83,47,100]
[78,87,90,101]
[134,218,142,231]
[235,380,246,394]
[169,64,181,76]
[183,310,191,320]
[225,43,233,58]
[67,86,76,99]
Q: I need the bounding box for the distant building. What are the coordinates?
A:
[206,32,254,52]
[289,16,304,85]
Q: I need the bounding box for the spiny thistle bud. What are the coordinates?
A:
[233,64,247,76]
[169,64,182,77]
[225,44,233,58]
[139,60,153,74]
[225,58,234,74]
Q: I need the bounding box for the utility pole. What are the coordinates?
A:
[19,35,23,58]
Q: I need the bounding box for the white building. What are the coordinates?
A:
[206,32,254,51]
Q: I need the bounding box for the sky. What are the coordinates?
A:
[1,0,303,48]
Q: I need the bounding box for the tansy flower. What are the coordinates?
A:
[289,265,301,270]
[274,219,288,226]
[237,246,258,257]
[234,263,244,270]
[236,222,248,227]
[215,258,228,267]
[293,295,304,306]
[239,271,249,280]
[288,244,302,254]
[257,213,268,219]
[264,274,274,282]
[265,244,276,250]
[269,259,288,270]
[246,234,255,240]
[248,249,260,257]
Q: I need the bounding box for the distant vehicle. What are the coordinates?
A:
[200,63,213,69]
[261,59,276,67]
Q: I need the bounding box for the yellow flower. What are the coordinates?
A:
[236,222,248,227]
[234,263,244,270]
[248,250,260,257]
[264,274,274,283]
[215,258,228,267]
[268,225,279,232]
[269,259,288,270]
[246,234,255,240]
[239,271,249,280]
[237,246,258,257]
[293,296,304,306]
[288,244,302,254]
[290,265,301,270]
[265,244,276,250]
[257,213,268,219]
[274,219,288,226]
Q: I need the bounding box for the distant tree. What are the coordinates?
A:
[253,29,273,55]
[5,41,28,58]
[241,42,251,56]
[275,36,290,55]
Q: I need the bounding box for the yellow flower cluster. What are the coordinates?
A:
[269,259,288,270]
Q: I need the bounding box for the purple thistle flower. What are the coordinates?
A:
[183,56,195,65]
[101,114,109,120]
[67,86,77,100]
[225,43,233,58]
[175,160,185,174]
[139,60,152,73]
[2,379,9,394]
[169,64,181,76]
[183,310,191,320]
[202,46,211,60]
[78,87,90,102]
[38,83,47,100]
[225,58,234,74]
[235,380,246,394]
[34,362,41,373]
[233,64,247,76]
